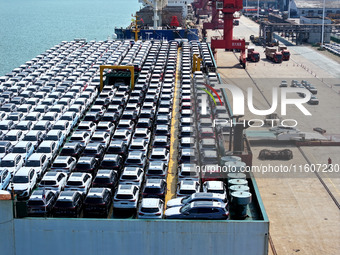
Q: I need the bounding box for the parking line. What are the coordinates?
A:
[164,47,181,209]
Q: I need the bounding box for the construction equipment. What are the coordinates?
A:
[246,47,260,62]
[192,0,210,17]
[210,0,247,69]
[278,45,290,61]
[259,149,293,160]
[264,46,282,63]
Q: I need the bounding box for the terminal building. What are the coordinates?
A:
[289,0,340,18]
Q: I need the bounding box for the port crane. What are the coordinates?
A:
[139,0,168,28]
[208,0,246,68]
[203,0,224,29]
[192,0,210,16]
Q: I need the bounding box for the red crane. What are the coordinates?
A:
[192,0,210,16]
[203,0,224,30]
[210,0,247,68]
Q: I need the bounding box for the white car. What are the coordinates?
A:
[113,184,140,209]
[38,172,68,193]
[202,181,228,201]
[137,198,164,219]
[167,192,228,209]
[64,172,92,195]
[25,153,50,178]
[8,167,37,199]
[36,141,59,160]
[0,153,24,174]
[176,180,200,197]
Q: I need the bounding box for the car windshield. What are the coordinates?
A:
[126,158,141,163]
[85,197,103,204]
[180,189,195,195]
[148,169,163,175]
[116,194,133,199]
[0,147,6,153]
[94,177,110,184]
[151,155,165,159]
[1,161,15,167]
[24,136,37,141]
[180,203,191,213]
[28,200,45,206]
[181,196,191,204]
[67,181,83,186]
[13,147,27,153]
[40,180,56,186]
[13,176,28,183]
[37,148,51,153]
[55,201,73,208]
[141,207,159,213]
[76,164,91,170]
[144,187,161,193]
[26,161,40,167]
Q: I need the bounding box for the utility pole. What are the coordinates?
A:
[321,0,326,45]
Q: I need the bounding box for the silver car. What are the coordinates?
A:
[137,198,164,219]
[113,184,139,209]
[167,192,228,209]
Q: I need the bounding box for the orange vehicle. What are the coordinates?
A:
[278,45,290,60]
[247,48,260,62]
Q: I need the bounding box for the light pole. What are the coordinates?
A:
[321,0,326,46]
[257,0,260,19]
[288,0,291,19]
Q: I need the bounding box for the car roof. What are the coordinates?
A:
[117,184,137,193]
[204,181,224,189]
[30,189,55,199]
[58,191,78,199]
[15,167,33,175]
[141,198,162,208]
[192,201,222,207]
[69,172,87,179]
[87,187,107,197]
[96,169,114,177]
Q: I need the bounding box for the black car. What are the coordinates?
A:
[142,178,167,199]
[83,188,112,217]
[106,140,128,159]
[92,169,119,193]
[100,154,123,173]
[82,143,105,159]
[101,112,119,124]
[60,142,84,159]
[74,156,99,174]
[52,191,83,218]
[27,190,58,217]
[83,111,102,123]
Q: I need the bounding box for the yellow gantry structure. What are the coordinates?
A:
[99,65,135,91]
[164,47,182,209]
[131,14,140,42]
[192,54,202,72]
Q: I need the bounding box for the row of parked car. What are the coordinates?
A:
[162,42,232,220]
[290,79,319,105]
[323,43,340,56]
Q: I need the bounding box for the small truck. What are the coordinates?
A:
[265,47,282,63]
[247,47,260,62]
[278,45,290,60]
